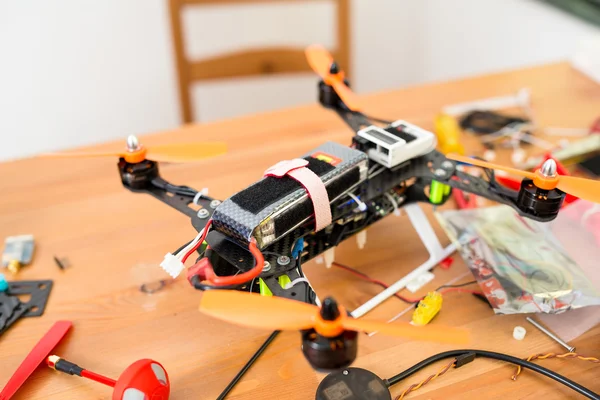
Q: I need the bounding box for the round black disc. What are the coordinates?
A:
[315,368,391,400]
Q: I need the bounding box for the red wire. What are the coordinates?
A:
[182,219,212,263]
[331,262,418,303]
[331,262,484,303]
[203,239,265,286]
[81,369,116,387]
[439,288,484,296]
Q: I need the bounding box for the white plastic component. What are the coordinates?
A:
[483,149,496,162]
[406,271,435,293]
[442,88,531,116]
[160,253,185,278]
[351,204,456,318]
[357,121,436,168]
[513,326,527,340]
[356,230,367,250]
[384,192,401,216]
[558,139,570,149]
[323,248,335,268]
[511,147,526,166]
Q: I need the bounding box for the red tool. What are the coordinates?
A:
[0,320,72,400]
[47,356,170,400]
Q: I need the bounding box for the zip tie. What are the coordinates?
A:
[284,277,310,289]
[348,192,367,212]
[384,192,400,216]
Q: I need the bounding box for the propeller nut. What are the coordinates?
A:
[127,135,140,151]
[540,159,557,178]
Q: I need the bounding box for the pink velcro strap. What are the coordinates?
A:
[264,159,332,232]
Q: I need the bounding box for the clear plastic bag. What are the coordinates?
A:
[435,203,600,314]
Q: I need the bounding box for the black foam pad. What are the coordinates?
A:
[231,157,335,214]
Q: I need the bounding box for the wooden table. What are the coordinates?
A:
[1,62,599,400]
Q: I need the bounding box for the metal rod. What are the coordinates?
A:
[216,330,280,400]
[526,317,575,353]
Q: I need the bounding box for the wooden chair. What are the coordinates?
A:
[168,0,351,123]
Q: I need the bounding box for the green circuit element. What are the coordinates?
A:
[259,278,272,296]
[444,183,451,196]
[259,275,293,296]
[430,180,450,204]
[278,275,292,288]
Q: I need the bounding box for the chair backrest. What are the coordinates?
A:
[168,0,351,123]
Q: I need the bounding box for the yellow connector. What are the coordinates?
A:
[412,292,443,326]
[434,113,465,155]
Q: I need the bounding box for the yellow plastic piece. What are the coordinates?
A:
[435,113,466,155]
[259,275,293,297]
[412,292,443,326]
[278,275,292,288]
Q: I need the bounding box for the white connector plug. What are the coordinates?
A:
[323,248,335,268]
[356,230,367,250]
[160,253,185,278]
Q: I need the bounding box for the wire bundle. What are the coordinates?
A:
[512,352,600,380]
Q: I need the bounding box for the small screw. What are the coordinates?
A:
[197,209,210,219]
[277,256,291,266]
[210,200,221,209]
[342,370,349,376]
[441,160,454,170]
[263,261,271,272]
[434,168,447,177]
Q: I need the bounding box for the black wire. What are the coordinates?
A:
[216,331,281,400]
[353,111,394,125]
[150,178,213,199]
[190,275,242,291]
[385,349,600,400]
[436,280,477,291]
[172,239,193,255]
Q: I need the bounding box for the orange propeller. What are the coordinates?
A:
[199,291,469,345]
[42,135,227,164]
[447,153,600,203]
[305,44,361,111]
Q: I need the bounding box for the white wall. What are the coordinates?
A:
[0,0,598,161]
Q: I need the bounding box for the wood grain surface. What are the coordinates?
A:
[0,62,598,400]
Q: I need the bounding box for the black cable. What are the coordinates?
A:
[172,239,193,256]
[353,111,393,125]
[190,275,242,291]
[216,331,281,400]
[436,281,477,291]
[385,349,600,400]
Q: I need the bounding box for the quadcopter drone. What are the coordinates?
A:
[47,45,600,372]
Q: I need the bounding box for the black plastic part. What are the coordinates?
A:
[320,297,341,321]
[118,160,212,233]
[316,368,392,400]
[329,62,340,74]
[454,352,476,368]
[301,329,358,372]
[7,280,54,317]
[0,293,21,330]
[459,110,528,134]
[118,159,159,189]
[0,301,31,335]
[516,179,564,219]
[55,359,84,376]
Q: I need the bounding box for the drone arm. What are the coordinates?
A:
[118,159,214,233]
